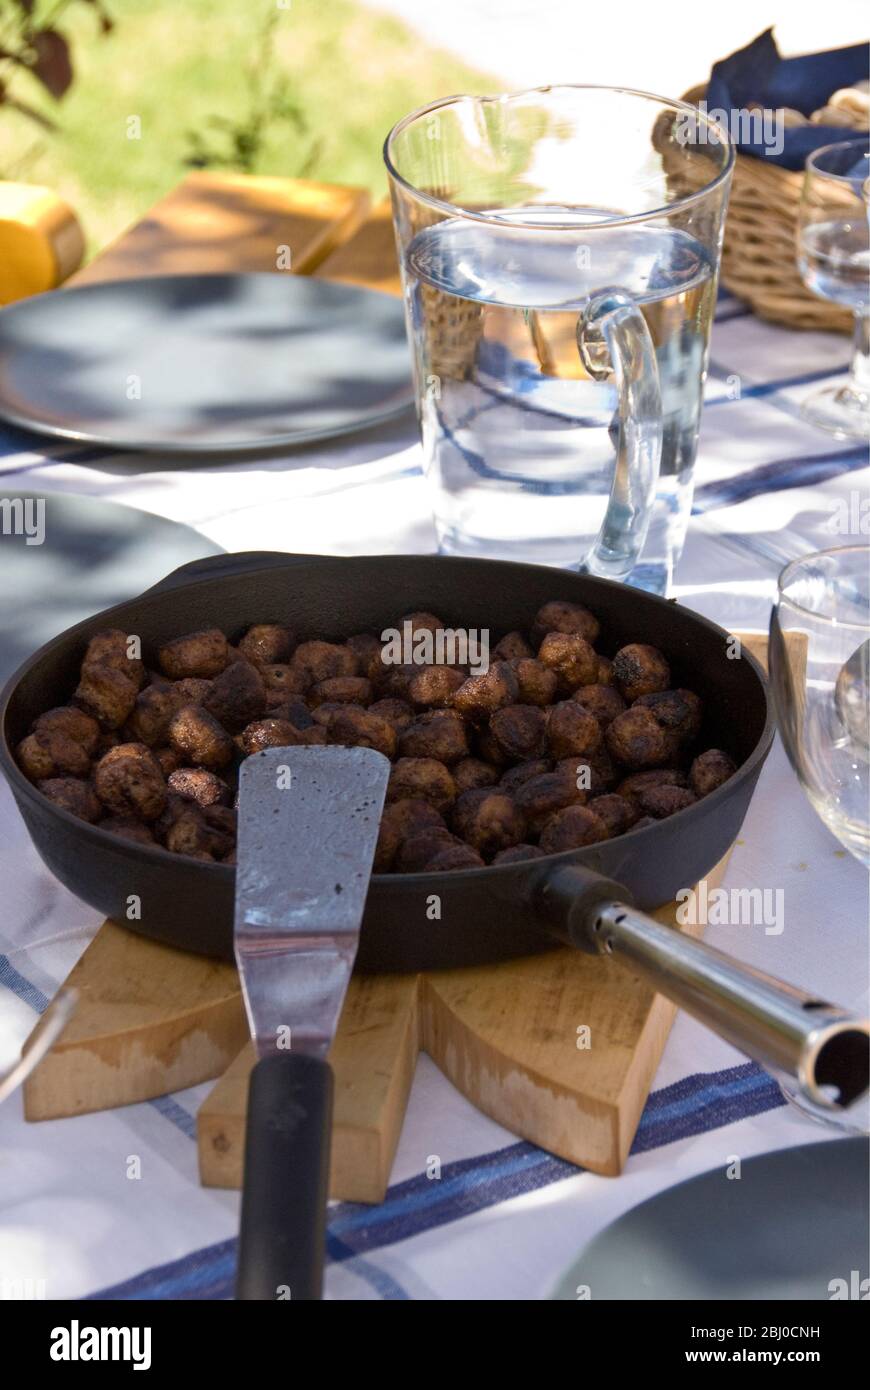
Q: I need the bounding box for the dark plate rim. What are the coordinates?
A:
[0,272,415,455]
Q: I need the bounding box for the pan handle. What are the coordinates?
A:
[538,863,870,1114]
[143,550,328,595]
[236,1052,333,1301]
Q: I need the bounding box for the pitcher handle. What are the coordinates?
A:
[577,289,663,581]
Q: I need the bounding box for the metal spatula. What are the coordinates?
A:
[233,745,391,1301]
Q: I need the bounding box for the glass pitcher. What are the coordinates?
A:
[385,85,733,592]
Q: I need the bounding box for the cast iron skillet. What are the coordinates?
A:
[1,550,771,970]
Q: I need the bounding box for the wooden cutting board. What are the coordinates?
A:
[23,850,731,1195]
[17,178,768,1197]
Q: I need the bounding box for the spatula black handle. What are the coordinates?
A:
[236,1052,333,1301]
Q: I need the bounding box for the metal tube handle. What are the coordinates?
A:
[540,866,869,1114]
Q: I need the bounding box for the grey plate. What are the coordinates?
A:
[549,1138,869,1300]
[0,274,414,454]
[0,491,222,682]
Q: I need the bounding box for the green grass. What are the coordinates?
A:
[0,0,496,258]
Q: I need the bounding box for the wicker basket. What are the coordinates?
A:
[683,84,854,334]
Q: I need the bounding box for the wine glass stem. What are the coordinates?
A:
[849,312,870,400]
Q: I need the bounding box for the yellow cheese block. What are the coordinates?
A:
[0,182,85,304]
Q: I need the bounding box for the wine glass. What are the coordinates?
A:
[770,545,870,865]
[797,139,869,440]
[769,546,869,1131]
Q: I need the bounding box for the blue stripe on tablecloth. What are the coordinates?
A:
[86,1061,784,1300]
[705,364,846,403]
[0,955,197,1137]
[693,443,869,513]
[0,953,50,1013]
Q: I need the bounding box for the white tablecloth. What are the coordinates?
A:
[0,290,867,1300]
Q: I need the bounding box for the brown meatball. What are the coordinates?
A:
[346,633,384,684]
[539,805,609,853]
[386,758,456,814]
[154,746,180,778]
[555,752,616,796]
[74,661,138,730]
[493,631,534,662]
[262,664,310,706]
[34,707,100,755]
[537,632,598,693]
[167,767,231,809]
[500,758,551,792]
[453,757,501,794]
[267,698,314,731]
[425,843,485,872]
[408,665,465,709]
[238,624,295,668]
[126,685,183,747]
[368,698,415,733]
[612,644,671,701]
[168,705,234,770]
[326,706,397,760]
[514,771,587,835]
[690,749,737,798]
[38,777,101,823]
[203,661,267,732]
[172,678,213,705]
[452,662,518,720]
[298,725,328,746]
[309,676,373,708]
[17,728,92,781]
[605,706,670,769]
[492,843,545,865]
[291,640,358,686]
[634,688,702,743]
[203,802,237,837]
[547,702,604,760]
[164,806,216,860]
[451,788,525,858]
[93,743,167,821]
[532,599,600,646]
[587,793,639,836]
[509,658,558,707]
[158,628,228,680]
[376,663,418,700]
[636,785,698,819]
[475,725,510,768]
[489,705,547,762]
[309,702,347,728]
[572,684,626,728]
[83,629,145,689]
[616,768,689,802]
[238,718,305,756]
[395,828,457,873]
[374,799,445,871]
[596,655,615,686]
[98,815,156,846]
[398,710,469,764]
[400,611,445,640]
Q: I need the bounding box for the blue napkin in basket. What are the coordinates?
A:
[705,28,868,171]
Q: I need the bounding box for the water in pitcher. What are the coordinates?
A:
[406,209,717,591]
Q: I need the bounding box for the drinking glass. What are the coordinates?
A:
[385,86,733,593]
[797,139,870,440]
[769,546,870,865]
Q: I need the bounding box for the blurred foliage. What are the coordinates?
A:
[183,9,318,177]
[0,0,495,258]
[0,0,111,168]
